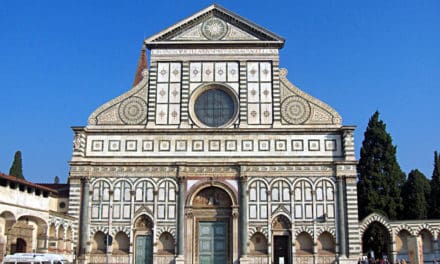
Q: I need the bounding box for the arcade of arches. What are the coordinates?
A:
[0,211,74,258]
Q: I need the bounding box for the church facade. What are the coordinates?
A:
[69,5,361,264]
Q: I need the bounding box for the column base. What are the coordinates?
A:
[175,255,185,264]
[239,255,250,264]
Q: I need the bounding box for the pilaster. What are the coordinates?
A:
[175,172,186,264]
[239,174,249,263]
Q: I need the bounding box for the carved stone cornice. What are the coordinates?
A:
[178,165,239,177]
[70,165,177,177]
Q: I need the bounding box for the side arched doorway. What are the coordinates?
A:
[362,221,391,260]
[186,185,237,264]
[133,215,154,264]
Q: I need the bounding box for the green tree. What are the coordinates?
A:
[357,111,406,220]
[9,150,24,179]
[429,151,440,218]
[403,169,430,219]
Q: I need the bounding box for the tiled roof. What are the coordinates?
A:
[0,173,59,194]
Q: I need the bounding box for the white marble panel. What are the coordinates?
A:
[260,83,272,103]
[227,62,239,82]
[168,205,175,218]
[93,189,99,201]
[123,205,130,218]
[316,187,323,201]
[102,205,109,218]
[169,189,176,201]
[247,83,259,103]
[260,188,267,201]
[187,180,199,192]
[168,104,180,124]
[250,205,257,219]
[295,188,302,201]
[260,205,267,218]
[202,62,214,82]
[92,206,99,218]
[114,188,121,201]
[169,83,181,103]
[247,104,260,124]
[190,63,202,82]
[146,189,154,201]
[157,63,170,83]
[295,205,302,218]
[113,204,120,218]
[247,62,259,82]
[317,204,324,217]
[158,205,165,218]
[228,83,239,92]
[169,63,181,82]
[156,104,168,124]
[190,83,201,94]
[250,188,257,201]
[103,188,110,200]
[135,189,142,201]
[225,180,238,191]
[260,103,272,124]
[327,187,334,201]
[305,204,313,218]
[260,62,272,82]
[158,188,165,201]
[305,187,312,201]
[283,188,290,201]
[156,83,169,103]
[327,204,335,218]
[272,188,279,201]
[215,62,227,82]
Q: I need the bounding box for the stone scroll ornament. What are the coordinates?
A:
[118,96,147,125]
[281,96,311,124]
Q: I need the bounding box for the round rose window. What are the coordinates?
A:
[193,87,236,127]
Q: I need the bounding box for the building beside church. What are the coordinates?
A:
[69,5,360,264]
[0,173,75,263]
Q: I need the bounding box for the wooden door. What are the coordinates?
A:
[135,235,152,264]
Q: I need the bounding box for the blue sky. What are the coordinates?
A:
[0,0,439,183]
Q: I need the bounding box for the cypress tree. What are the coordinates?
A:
[357,111,405,220]
[403,169,430,220]
[9,150,24,179]
[429,151,440,218]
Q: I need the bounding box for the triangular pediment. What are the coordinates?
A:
[145,4,284,48]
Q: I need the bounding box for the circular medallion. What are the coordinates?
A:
[118,96,147,125]
[281,96,311,124]
[201,18,228,40]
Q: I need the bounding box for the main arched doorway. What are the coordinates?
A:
[272,215,291,264]
[133,214,154,264]
[362,221,391,260]
[187,185,237,264]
